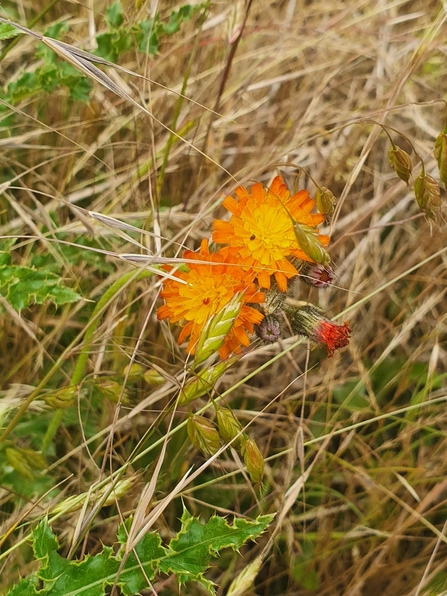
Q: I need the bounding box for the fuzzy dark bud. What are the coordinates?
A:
[300,263,335,288]
[255,315,281,344]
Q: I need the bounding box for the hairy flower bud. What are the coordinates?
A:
[414,172,442,222]
[434,129,447,187]
[316,186,336,223]
[254,315,281,344]
[388,145,413,184]
[263,285,286,315]
[300,263,335,288]
[241,437,264,484]
[287,304,351,357]
[187,415,221,456]
[216,407,243,446]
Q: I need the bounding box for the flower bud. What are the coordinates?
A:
[293,224,331,266]
[187,415,221,456]
[216,407,243,446]
[434,129,447,187]
[241,438,264,484]
[263,286,286,315]
[414,172,442,222]
[316,187,336,223]
[388,145,413,184]
[254,315,281,344]
[300,263,335,288]
[286,304,351,357]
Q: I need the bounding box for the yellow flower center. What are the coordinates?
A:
[179,271,238,324]
[241,202,296,263]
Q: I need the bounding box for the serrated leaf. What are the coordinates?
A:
[0,266,81,311]
[159,508,274,591]
[7,511,274,596]
[7,579,39,596]
[0,22,21,40]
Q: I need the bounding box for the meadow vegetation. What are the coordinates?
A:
[0,0,447,594]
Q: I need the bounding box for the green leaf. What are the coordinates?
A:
[7,579,39,596]
[164,5,195,35]
[0,23,21,40]
[159,508,274,591]
[105,1,124,28]
[4,72,40,103]
[6,511,273,596]
[95,31,133,62]
[66,75,93,102]
[0,239,14,266]
[0,266,82,311]
[136,19,161,55]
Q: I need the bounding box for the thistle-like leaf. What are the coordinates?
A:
[0,265,81,311]
[6,510,274,596]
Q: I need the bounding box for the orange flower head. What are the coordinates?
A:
[213,176,330,291]
[157,239,265,359]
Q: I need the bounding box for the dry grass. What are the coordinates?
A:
[1,0,447,594]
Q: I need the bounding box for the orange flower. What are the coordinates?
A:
[157,239,265,359]
[213,176,330,291]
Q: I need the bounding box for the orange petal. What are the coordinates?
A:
[213,220,234,244]
[274,271,288,292]
[251,182,266,201]
[257,270,271,289]
[222,195,241,215]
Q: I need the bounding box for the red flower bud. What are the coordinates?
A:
[287,304,351,357]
